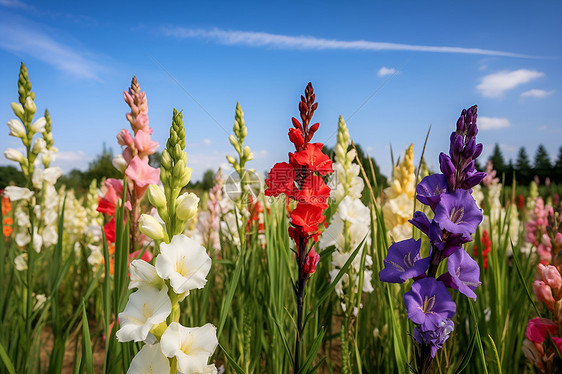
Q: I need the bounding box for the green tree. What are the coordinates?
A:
[0,165,26,189]
[533,145,552,183]
[515,147,532,185]
[489,144,506,176]
[86,143,121,184]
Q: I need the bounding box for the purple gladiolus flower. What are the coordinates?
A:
[433,189,482,240]
[379,239,430,283]
[439,249,481,300]
[410,212,468,258]
[413,319,455,358]
[416,174,448,210]
[403,278,456,330]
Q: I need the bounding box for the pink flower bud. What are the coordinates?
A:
[533,280,555,310]
[117,129,134,147]
[538,264,562,290]
[554,233,562,247]
[303,248,320,279]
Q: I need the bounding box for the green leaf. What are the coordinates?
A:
[217,249,244,337]
[81,301,94,374]
[299,327,325,374]
[0,341,16,374]
[219,342,246,374]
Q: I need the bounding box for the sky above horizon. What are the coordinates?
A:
[0,0,561,181]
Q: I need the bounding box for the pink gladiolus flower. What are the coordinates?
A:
[525,318,558,343]
[552,337,562,352]
[538,264,562,290]
[133,130,159,159]
[533,280,555,310]
[125,156,160,196]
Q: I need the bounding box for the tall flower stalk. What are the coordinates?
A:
[379,105,486,372]
[264,82,333,372]
[119,109,218,374]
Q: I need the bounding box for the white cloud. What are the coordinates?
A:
[478,116,511,130]
[52,150,93,172]
[202,138,212,145]
[0,16,105,80]
[520,88,555,98]
[477,69,544,98]
[377,66,396,77]
[161,26,532,57]
[0,0,31,9]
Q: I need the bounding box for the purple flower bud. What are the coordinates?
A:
[404,278,456,330]
[413,319,454,358]
[410,211,431,235]
[379,239,430,283]
[416,174,449,210]
[461,170,487,190]
[456,115,465,134]
[439,153,456,189]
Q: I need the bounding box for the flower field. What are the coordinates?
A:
[1,63,562,374]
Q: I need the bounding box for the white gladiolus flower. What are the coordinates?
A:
[15,231,31,247]
[138,214,165,240]
[160,322,218,374]
[16,210,30,226]
[116,286,172,343]
[127,343,170,374]
[129,260,165,290]
[34,294,47,311]
[7,119,26,138]
[14,253,28,271]
[337,196,370,224]
[30,117,46,133]
[4,148,25,163]
[42,167,62,185]
[155,234,211,294]
[32,169,43,189]
[42,226,58,247]
[24,96,36,114]
[43,210,58,226]
[202,364,219,374]
[175,192,199,221]
[32,138,46,154]
[112,155,127,173]
[32,228,43,252]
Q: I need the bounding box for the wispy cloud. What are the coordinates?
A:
[0,15,105,80]
[377,66,396,76]
[0,0,32,9]
[161,26,533,58]
[479,116,511,130]
[52,150,93,172]
[477,69,544,98]
[520,88,555,98]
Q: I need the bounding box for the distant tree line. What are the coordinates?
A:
[486,144,562,186]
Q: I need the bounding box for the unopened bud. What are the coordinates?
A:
[24,96,36,114]
[32,138,46,154]
[139,214,165,240]
[226,155,236,165]
[147,184,166,208]
[161,150,172,169]
[179,167,193,187]
[175,192,199,221]
[11,102,24,119]
[4,148,26,163]
[7,119,26,138]
[112,155,127,173]
[30,117,46,133]
[172,159,184,177]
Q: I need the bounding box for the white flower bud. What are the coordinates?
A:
[32,138,46,154]
[112,155,127,173]
[226,155,236,165]
[147,184,166,209]
[5,186,33,201]
[4,148,25,163]
[139,214,165,240]
[179,167,193,187]
[30,117,46,133]
[14,253,28,271]
[175,192,199,221]
[24,96,36,114]
[7,119,26,138]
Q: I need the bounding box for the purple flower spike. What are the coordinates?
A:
[433,189,483,240]
[413,319,454,358]
[404,278,456,330]
[444,248,481,300]
[416,174,449,210]
[379,239,430,283]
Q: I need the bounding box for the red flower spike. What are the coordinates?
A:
[288,128,305,150]
[296,174,330,207]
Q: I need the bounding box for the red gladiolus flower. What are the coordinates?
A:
[518,194,525,210]
[264,162,297,198]
[290,143,333,176]
[303,248,320,278]
[474,229,491,269]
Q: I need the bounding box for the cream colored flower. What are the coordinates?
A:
[127,343,170,374]
[129,260,165,290]
[160,322,218,374]
[155,234,211,294]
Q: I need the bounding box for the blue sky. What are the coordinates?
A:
[1,0,561,181]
